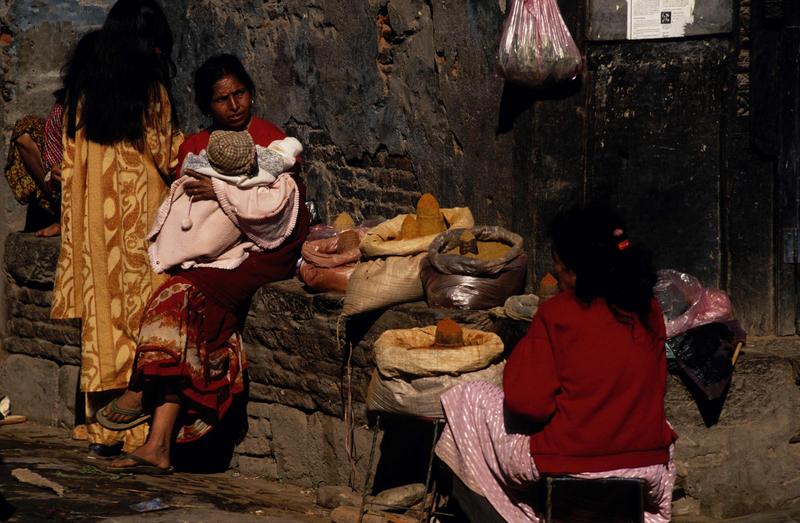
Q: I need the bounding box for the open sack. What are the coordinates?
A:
[367,325,505,418]
[420,226,528,310]
[342,208,474,316]
[297,227,367,293]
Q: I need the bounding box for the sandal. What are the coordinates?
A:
[97,398,150,431]
[0,396,26,426]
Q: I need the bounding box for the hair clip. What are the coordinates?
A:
[617,239,630,251]
[154,47,162,56]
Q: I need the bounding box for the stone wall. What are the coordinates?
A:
[166,0,517,226]
[5,232,800,518]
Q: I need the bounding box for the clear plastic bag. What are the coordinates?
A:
[654,269,734,339]
[497,0,582,87]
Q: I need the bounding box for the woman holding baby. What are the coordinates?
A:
[98,54,310,474]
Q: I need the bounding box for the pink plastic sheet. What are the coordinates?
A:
[654,269,734,339]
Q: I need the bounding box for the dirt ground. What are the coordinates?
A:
[0,422,330,522]
[3,422,800,522]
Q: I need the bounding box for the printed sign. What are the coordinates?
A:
[627,0,696,40]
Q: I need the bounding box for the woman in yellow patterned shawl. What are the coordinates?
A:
[51,0,182,457]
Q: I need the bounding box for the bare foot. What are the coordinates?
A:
[34,223,60,237]
[108,443,171,471]
[102,390,144,424]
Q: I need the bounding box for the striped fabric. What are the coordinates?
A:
[42,102,63,172]
[435,381,676,523]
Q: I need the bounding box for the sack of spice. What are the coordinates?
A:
[298,213,368,293]
[342,195,474,316]
[420,226,527,310]
[366,319,505,418]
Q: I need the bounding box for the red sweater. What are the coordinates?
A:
[503,291,677,474]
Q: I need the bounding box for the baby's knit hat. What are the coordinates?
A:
[207,130,257,177]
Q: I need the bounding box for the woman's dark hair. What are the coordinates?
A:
[57,29,100,138]
[193,54,256,116]
[551,204,657,327]
[54,30,99,108]
[67,0,177,148]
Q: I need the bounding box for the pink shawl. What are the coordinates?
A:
[148,173,299,273]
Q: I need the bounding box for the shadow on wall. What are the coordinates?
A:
[496,79,582,134]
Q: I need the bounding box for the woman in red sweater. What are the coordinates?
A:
[435,206,677,522]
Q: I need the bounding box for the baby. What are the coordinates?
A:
[148,130,302,273]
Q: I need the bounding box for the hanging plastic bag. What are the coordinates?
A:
[654,269,734,339]
[497,0,582,87]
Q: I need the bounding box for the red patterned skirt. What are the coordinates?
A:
[131,276,246,443]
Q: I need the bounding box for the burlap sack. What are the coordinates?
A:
[297,229,366,293]
[341,253,426,316]
[360,208,474,258]
[366,361,505,418]
[373,325,504,379]
[341,208,474,316]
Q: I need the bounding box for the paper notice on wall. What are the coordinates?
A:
[627,0,695,40]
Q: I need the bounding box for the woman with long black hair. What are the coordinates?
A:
[435,205,677,522]
[51,0,182,458]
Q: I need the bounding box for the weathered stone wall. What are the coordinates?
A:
[167,0,516,227]
[0,0,113,350]
[0,1,780,334]
[1,234,78,427]
[5,232,800,518]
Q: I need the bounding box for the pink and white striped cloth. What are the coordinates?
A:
[435,381,676,523]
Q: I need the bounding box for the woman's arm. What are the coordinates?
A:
[503,313,560,422]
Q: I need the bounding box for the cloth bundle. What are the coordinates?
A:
[297,227,368,293]
[148,134,301,273]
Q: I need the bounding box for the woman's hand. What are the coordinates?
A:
[50,164,62,184]
[182,171,217,201]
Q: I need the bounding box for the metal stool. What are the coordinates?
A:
[358,414,447,523]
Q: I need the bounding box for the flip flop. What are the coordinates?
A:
[0,396,25,426]
[0,414,26,427]
[105,453,173,475]
[96,398,151,430]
